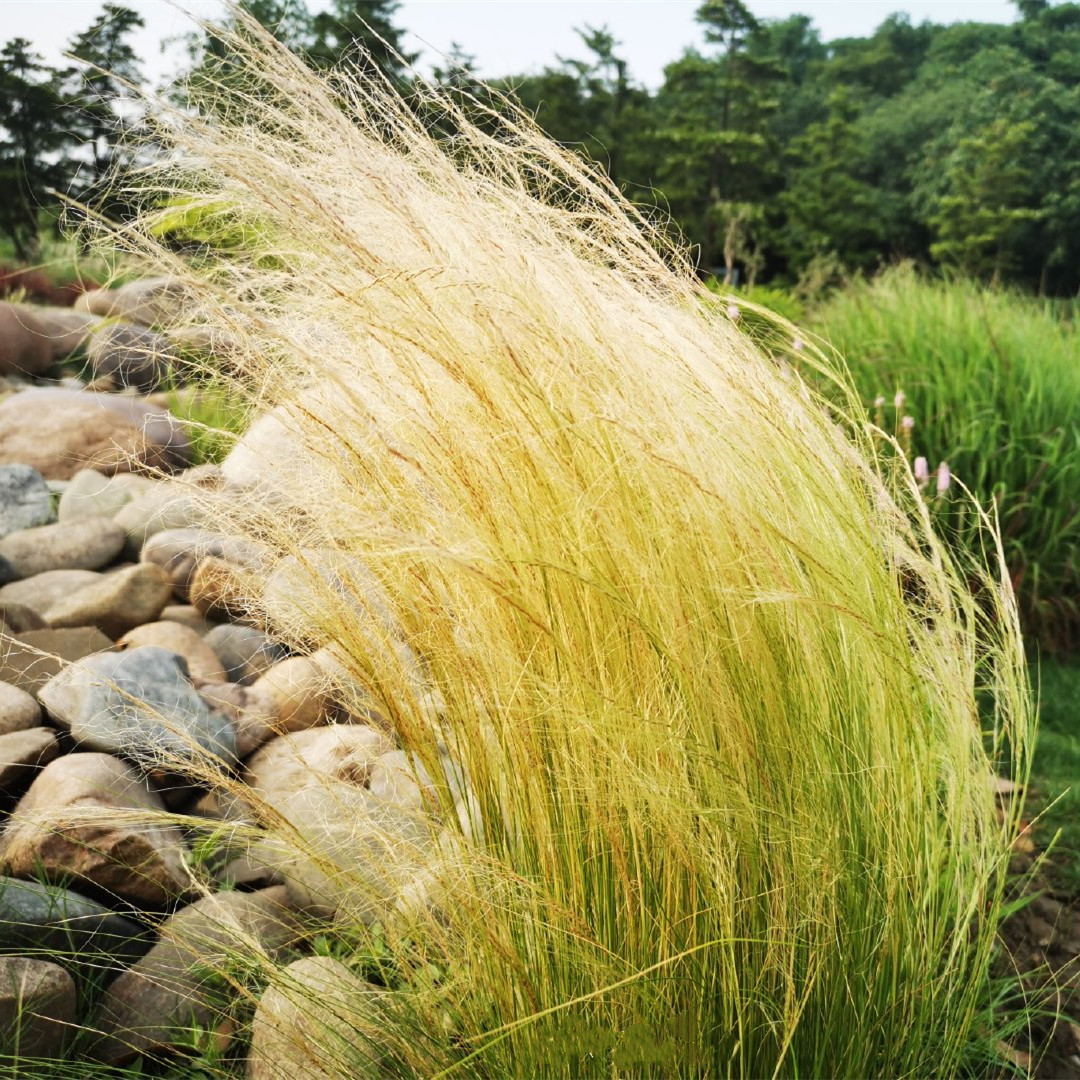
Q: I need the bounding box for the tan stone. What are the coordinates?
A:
[93,887,300,1065]
[118,620,226,683]
[0,302,53,377]
[243,725,392,815]
[0,626,114,694]
[44,564,173,639]
[0,752,193,906]
[0,957,77,1059]
[0,388,190,480]
[247,956,389,1080]
[252,656,337,733]
[76,277,188,327]
[159,604,216,635]
[198,682,277,758]
[0,727,59,793]
[0,569,104,616]
[0,679,41,735]
[0,518,126,579]
[189,556,256,621]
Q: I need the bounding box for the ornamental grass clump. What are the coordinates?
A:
[80,15,1033,1076]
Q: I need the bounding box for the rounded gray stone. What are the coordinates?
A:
[38,646,237,774]
[0,465,53,540]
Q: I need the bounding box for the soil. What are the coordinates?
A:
[1000,846,1080,1078]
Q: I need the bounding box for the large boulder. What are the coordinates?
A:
[5,303,99,360]
[38,646,236,774]
[86,323,180,392]
[0,302,53,377]
[0,752,193,906]
[92,887,300,1065]
[0,388,191,479]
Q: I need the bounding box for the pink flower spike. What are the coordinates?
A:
[727,302,740,322]
[901,415,915,432]
[914,456,929,484]
[874,396,886,409]
[894,391,906,410]
[937,462,951,494]
[792,336,804,353]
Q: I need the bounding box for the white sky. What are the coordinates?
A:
[0,0,1018,89]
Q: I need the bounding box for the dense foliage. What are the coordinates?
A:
[3,1,1080,292]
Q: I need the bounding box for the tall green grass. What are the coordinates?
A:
[813,267,1080,654]
[62,16,1037,1076]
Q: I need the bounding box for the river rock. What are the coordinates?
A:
[189,555,256,621]
[0,626,114,694]
[119,620,226,683]
[273,782,437,922]
[38,647,236,774]
[141,528,265,600]
[0,465,53,539]
[0,569,104,615]
[57,468,152,522]
[0,957,77,1059]
[75,277,188,327]
[9,303,98,359]
[0,517,125,581]
[0,876,150,975]
[197,682,277,758]
[202,626,283,688]
[0,727,59,794]
[0,602,46,635]
[0,388,191,479]
[0,681,41,735]
[0,302,53,377]
[113,484,208,555]
[86,323,180,393]
[43,563,172,638]
[261,550,401,651]
[249,655,335,733]
[247,956,390,1080]
[0,752,193,906]
[92,886,300,1065]
[243,726,392,814]
[159,604,215,635]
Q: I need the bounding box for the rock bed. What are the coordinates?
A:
[0,280,466,1074]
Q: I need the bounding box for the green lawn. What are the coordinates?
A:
[1029,658,1080,892]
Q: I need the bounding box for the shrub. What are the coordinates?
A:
[813,267,1080,653]
[89,18,1032,1077]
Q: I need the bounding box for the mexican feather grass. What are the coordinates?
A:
[74,13,1033,1076]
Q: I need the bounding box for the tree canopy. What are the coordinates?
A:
[2,0,1079,294]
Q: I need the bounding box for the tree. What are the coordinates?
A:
[0,39,76,260]
[309,1,417,84]
[928,118,1043,281]
[779,89,887,274]
[67,4,145,196]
